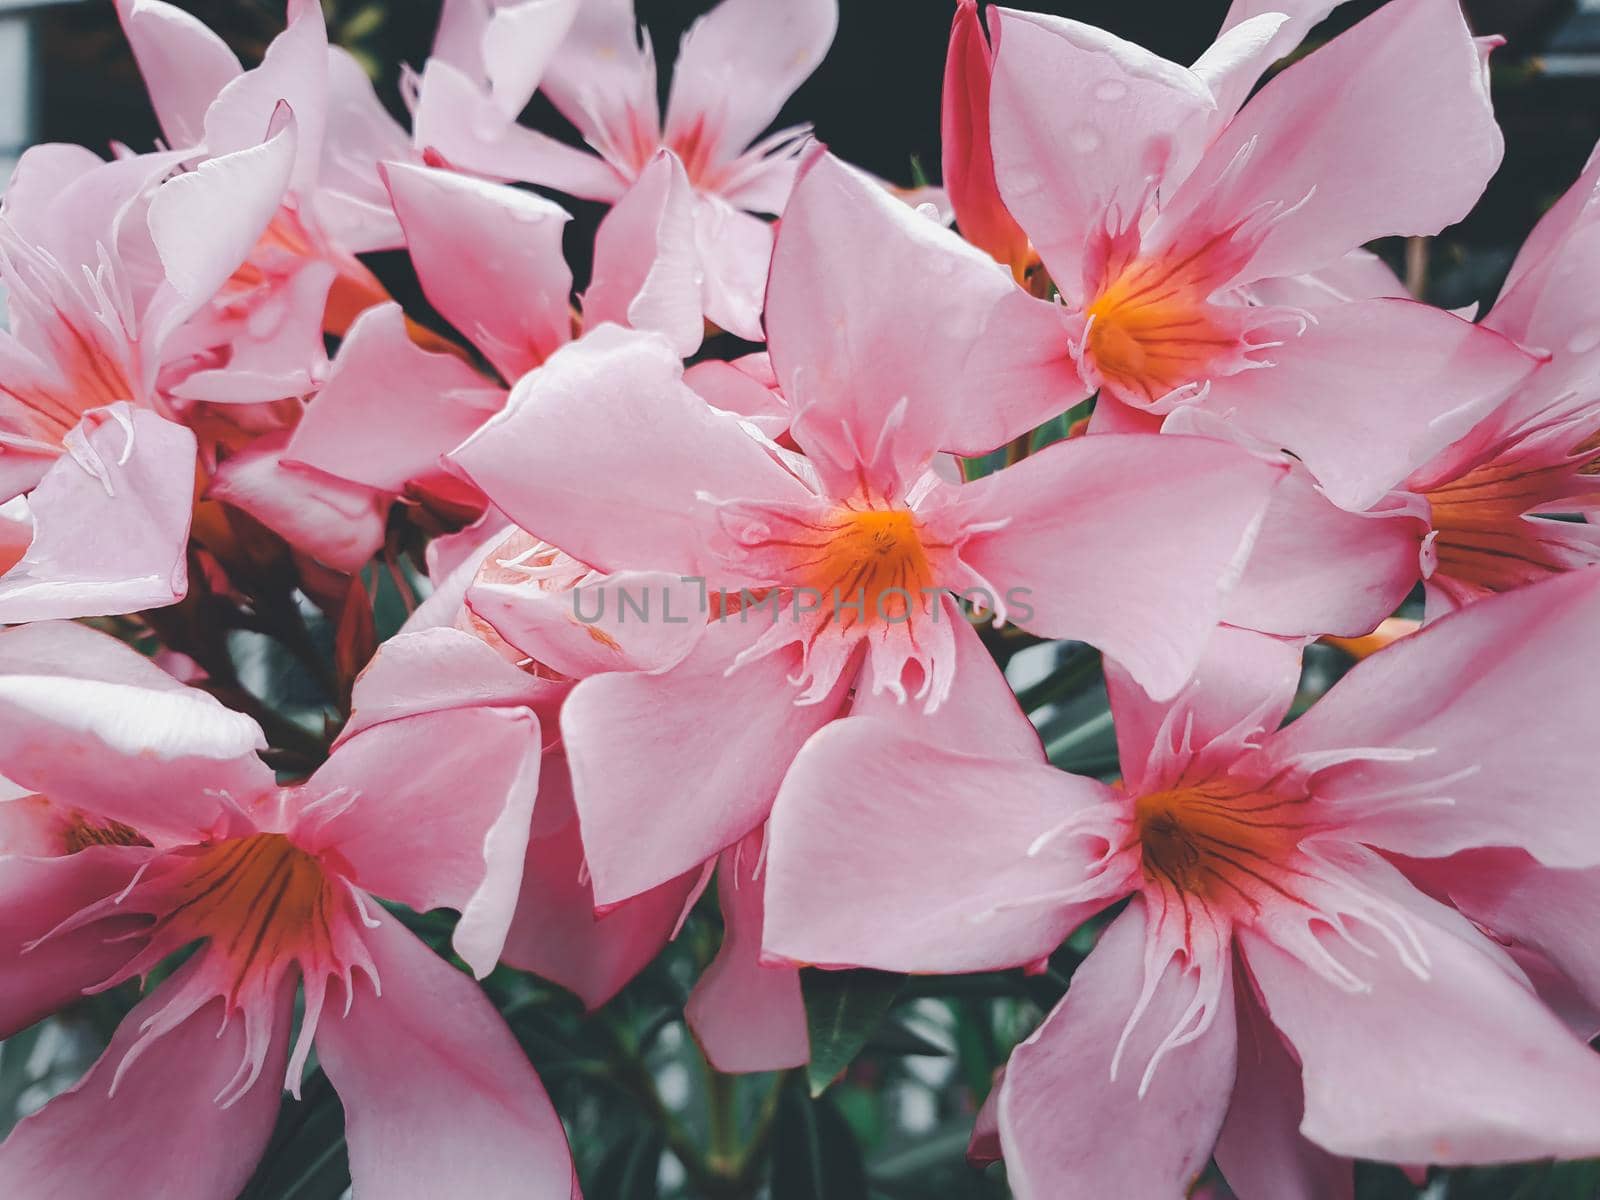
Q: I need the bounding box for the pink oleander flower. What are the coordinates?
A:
[0,620,576,1199]
[1222,139,1600,638]
[116,0,412,349]
[763,569,1600,1198]
[448,151,1285,908]
[413,0,838,340]
[0,119,302,620]
[986,0,1536,514]
[283,149,712,519]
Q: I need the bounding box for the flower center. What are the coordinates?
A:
[797,506,935,629]
[1134,780,1307,913]
[1085,253,1235,405]
[162,834,334,977]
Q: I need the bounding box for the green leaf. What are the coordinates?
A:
[801,968,905,1097]
[590,1127,663,1200]
[237,1070,350,1200]
[770,1075,870,1200]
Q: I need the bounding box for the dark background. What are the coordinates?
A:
[29,0,1600,311]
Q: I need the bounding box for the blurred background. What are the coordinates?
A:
[2,3,1599,1198]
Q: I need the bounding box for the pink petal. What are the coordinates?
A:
[410,59,628,203]
[763,716,1112,974]
[317,909,579,1200]
[942,0,1032,275]
[686,828,809,1073]
[1266,568,1600,867]
[1214,982,1353,1200]
[586,152,704,357]
[1106,624,1302,797]
[450,325,809,580]
[287,303,505,493]
[383,163,574,380]
[955,432,1284,700]
[313,48,410,253]
[467,569,706,679]
[208,431,388,575]
[663,0,836,170]
[766,152,1083,476]
[481,0,583,121]
[342,626,565,742]
[0,620,270,840]
[1222,465,1424,639]
[305,706,541,977]
[1488,144,1600,348]
[683,354,789,439]
[1242,879,1600,1164]
[561,614,847,906]
[987,7,1216,296]
[114,0,242,148]
[690,194,770,343]
[1168,0,1502,282]
[0,969,288,1200]
[502,762,701,1009]
[1409,848,1600,1018]
[145,116,299,348]
[0,406,195,622]
[1180,299,1537,512]
[997,900,1237,1200]
[0,847,153,1038]
[536,0,659,179]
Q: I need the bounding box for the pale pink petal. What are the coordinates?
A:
[955,433,1284,700]
[683,355,789,438]
[1106,624,1302,796]
[536,0,659,176]
[1182,300,1537,512]
[144,116,298,349]
[1167,0,1502,282]
[0,968,288,1200]
[1409,849,1600,1017]
[686,828,808,1073]
[1188,12,1293,128]
[1242,880,1600,1164]
[766,152,1083,477]
[1222,465,1424,639]
[1214,983,1353,1200]
[561,614,847,906]
[847,612,1043,762]
[0,847,153,1038]
[114,0,243,148]
[411,59,628,202]
[691,194,770,342]
[200,0,327,193]
[987,7,1216,296]
[764,717,1111,974]
[342,626,564,742]
[1266,569,1600,867]
[997,900,1237,1200]
[450,324,809,579]
[664,0,835,167]
[467,569,706,679]
[0,620,269,839]
[305,706,540,977]
[314,47,410,253]
[208,431,387,575]
[482,0,583,121]
[0,406,194,622]
[502,762,700,1009]
[287,303,504,493]
[1489,136,1600,347]
[383,163,574,380]
[317,910,578,1200]
[586,152,704,357]
[1248,248,1408,309]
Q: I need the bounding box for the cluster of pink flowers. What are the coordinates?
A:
[2,0,1600,1195]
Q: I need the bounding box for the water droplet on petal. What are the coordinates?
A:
[1094,79,1128,103]
[1568,328,1600,355]
[1069,125,1103,154]
[1007,169,1042,196]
